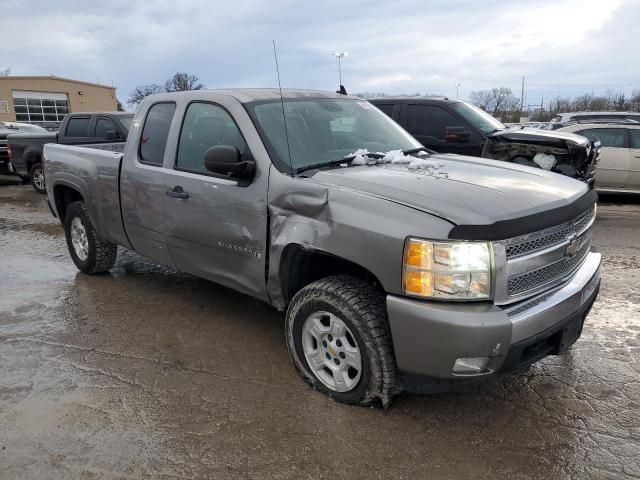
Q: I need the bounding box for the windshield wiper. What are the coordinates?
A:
[295,153,386,174]
[402,147,432,155]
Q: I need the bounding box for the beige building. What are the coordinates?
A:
[0,76,118,127]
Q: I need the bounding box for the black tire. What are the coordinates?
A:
[29,162,47,194]
[64,201,117,274]
[286,275,400,407]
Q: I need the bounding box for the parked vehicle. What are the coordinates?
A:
[558,121,640,194]
[370,98,600,185]
[2,122,48,133]
[547,111,640,130]
[7,112,133,193]
[44,89,601,406]
[524,121,549,129]
[0,122,47,176]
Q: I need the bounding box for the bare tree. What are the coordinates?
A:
[630,90,640,111]
[164,72,204,93]
[612,92,627,111]
[0,67,11,76]
[127,84,163,106]
[469,87,519,116]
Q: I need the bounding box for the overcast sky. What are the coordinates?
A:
[3,0,639,108]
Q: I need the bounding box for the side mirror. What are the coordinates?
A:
[105,130,118,141]
[204,145,255,179]
[445,126,471,143]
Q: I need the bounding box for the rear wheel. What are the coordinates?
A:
[286,275,400,407]
[29,162,46,194]
[64,201,117,274]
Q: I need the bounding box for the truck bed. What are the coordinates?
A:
[44,143,129,247]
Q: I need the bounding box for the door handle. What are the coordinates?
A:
[166,186,189,199]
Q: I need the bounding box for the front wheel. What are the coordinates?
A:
[29,162,46,194]
[64,201,117,274]
[286,275,400,407]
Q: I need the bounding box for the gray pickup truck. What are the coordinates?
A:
[44,89,601,406]
[7,112,132,193]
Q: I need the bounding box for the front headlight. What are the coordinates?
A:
[403,238,493,300]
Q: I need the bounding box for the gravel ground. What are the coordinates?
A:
[0,179,638,480]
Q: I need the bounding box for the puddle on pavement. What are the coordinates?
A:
[1,185,639,479]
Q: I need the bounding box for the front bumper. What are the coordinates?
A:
[387,251,601,393]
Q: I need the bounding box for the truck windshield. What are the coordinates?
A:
[449,101,505,135]
[246,99,421,172]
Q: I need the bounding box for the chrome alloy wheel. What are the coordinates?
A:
[32,168,45,191]
[301,311,362,392]
[70,217,89,261]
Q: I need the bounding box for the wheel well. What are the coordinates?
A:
[279,244,383,306]
[53,185,84,223]
[27,154,42,170]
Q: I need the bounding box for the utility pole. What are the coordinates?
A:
[455,83,461,98]
[520,76,525,114]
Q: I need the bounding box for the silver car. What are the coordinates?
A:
[558,122,640,194]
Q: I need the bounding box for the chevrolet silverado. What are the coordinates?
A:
[43,89,601,406]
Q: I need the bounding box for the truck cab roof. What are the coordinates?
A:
[369,96,461,104]
[144,88,359,104]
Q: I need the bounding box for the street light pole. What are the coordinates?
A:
[455,83,461,98]
[332,52,348,86]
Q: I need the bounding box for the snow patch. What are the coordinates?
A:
[533,153,557,170]
[346,149,444,172]
[350,148,371,165]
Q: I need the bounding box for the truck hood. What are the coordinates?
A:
[310,153,589,227]
[489,127,588,146]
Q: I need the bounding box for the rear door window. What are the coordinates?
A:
[139,102,176,166]
[65,117,91,137]
[577,128,628,148]
[407,105,462,141]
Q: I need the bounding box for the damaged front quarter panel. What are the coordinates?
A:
[481,128,600,186]
[265,165,455,310]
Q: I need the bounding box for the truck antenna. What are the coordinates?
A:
[272,40,294,174]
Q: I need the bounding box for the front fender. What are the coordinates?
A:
[266,169,455,308]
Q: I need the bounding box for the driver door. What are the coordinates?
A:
[163,101,269,300]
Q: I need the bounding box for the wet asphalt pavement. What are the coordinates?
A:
[0,178,639,480]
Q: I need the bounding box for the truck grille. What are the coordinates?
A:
[496,205,596,302]
[506,208,594,259]
[507,239,591,295]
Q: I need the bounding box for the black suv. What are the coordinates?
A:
[370,97,498,156]
[370,97,600,185]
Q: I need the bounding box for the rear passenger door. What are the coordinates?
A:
[120,102,176,266]
[405,104,480,155]
[627,128,640,190]
[577,128,630,189]
[61,115,94,144]
[162,101,269,300]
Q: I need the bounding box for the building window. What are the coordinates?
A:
[0,101,8,114]
[12,91,69,124]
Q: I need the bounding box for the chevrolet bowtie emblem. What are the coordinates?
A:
[565,237,580,257]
